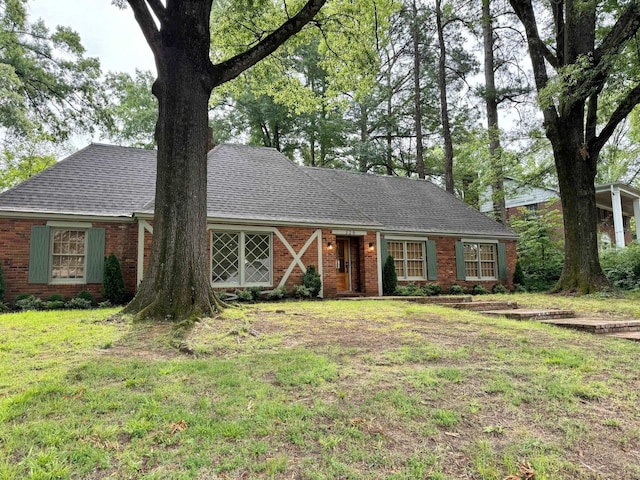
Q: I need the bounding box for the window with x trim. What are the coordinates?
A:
[211,231,272,286]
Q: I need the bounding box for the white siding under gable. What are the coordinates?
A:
[480,179,559,213]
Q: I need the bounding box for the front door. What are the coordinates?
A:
[336,238,350,292]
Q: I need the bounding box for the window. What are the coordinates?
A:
[463,242,496,280]
[51,229,87,282]
[28,224,104,285]
[387,241,426,279]
[211,231,272,286]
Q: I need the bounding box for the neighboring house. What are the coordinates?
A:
[0,143,517,303]
[480,178,640,248]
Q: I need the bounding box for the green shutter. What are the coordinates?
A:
[86,228,106,283]
[455,241,466,280]
[497,242,508,281]
[29,226,51,284]
[426,240,437,280]
[380,237,388,264]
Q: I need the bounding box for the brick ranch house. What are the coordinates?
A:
[0,143,517,303]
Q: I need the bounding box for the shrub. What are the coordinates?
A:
[294,285,312,298]
[394,286,411,296]
[98,300,113,308]
[15,293,32,302]
[423,283,442,296]
[510,208,564,291]
[76,290,95,305]
[382,255,398,295]
[44,300,66,310]
[0,263,4,302]
[47,294,66,303]
[395,282,422,296]
[449,284,465,295]
[471,284,490,295]
[235,289,254,302]
[103,253,126,305]
[600,243,640,290]
[16,295,43,311]
[248,287,263,301]
[491,283,509,294]
[302,265,322,297]
[267,286,286,300]
[513,260,524,286]
[66,297,93,309]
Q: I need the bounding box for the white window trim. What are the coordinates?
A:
[388,239,427,281]
[210,230,273,288]
[49,227,88,285]
[463,241,498,281]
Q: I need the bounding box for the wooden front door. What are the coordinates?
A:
[336,238,350,292]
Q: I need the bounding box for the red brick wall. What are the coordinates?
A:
[1,218,516,303]
[394,235,516,292]
[0,218,138,303]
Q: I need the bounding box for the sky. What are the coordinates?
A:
[28,0,156,75]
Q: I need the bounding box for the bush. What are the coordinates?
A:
[98,300,113,308]
[103,253,126,305]
[600,243,640,290]
[248,287,263,301]
[471,284,490,295]
[16,295,43,311]
[382,255,398,295]
[302,265,322,297]
[423,283,442,296]
[395,282,422,296]
[66,297,93,309]
[76,290,95,305]
[47,294,66,303]
[491,283,509,294]
[44,300,66,310]
[294,285,312,298]
[267,286,286,300]
[513,261,524,286]
[0,263,5,302]
[449,284,465,295]
[235,289,254,302]
[15,293,32,302]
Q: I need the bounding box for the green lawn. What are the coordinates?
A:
[1,296,639,479]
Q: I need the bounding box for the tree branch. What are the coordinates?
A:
[590,83,640,156]
[126,0,162,58]
[210,0,326,87]
[510,0,558,69]
[146,0,168,25]
[509,0,558,124]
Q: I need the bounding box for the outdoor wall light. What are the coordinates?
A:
[368,242,374,251]
[327,242,333,250]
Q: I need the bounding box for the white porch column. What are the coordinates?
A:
[611,186,625,248]
[634,198,640,243]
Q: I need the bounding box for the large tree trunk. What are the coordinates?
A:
[550,110,609,293]
[435,0,455,193]
[482,0,506,224]
[124,0,326,321]
[124,8,218,321]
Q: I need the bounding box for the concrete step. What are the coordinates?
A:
[449,301,519,311]
[608,331,640,341]
[483,309,575,321]
[339,295,473,304]
[540,318,640,334]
